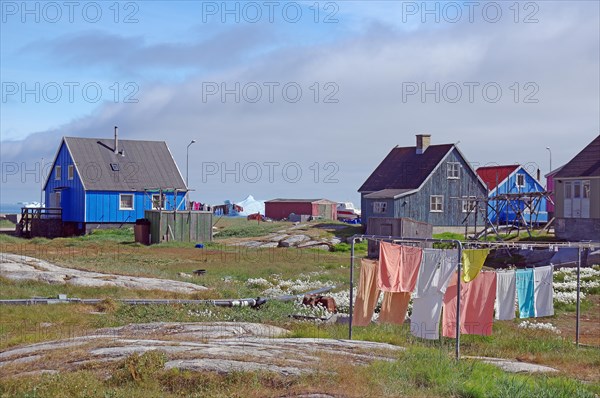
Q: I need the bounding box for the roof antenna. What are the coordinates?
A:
[114,126,118,154]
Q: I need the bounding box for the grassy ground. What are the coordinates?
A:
[0,219,16,229]
[1,226,599,397]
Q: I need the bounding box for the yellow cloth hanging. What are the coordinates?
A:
[461,249,490,282]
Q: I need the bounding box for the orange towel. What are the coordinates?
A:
[379,292,411,325]
[352,259,380,326]
[442,272,497,338]
[378,242,423,293]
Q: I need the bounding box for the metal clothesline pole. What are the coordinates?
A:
[576,247,581,348]
[348,241,355,340]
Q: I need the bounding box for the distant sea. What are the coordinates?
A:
[0,203,37,214]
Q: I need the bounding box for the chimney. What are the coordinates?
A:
[114,126,118,154]
[416,134,431,154]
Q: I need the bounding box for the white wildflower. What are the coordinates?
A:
[517,320,561,334]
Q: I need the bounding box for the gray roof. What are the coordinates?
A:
[363,189,415,199]
[555,135,600,178]
[57,137,187,191]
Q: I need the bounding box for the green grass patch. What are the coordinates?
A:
[0,219,16,228]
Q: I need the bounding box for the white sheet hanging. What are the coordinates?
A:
[495,270,516,320]
[411,249,458,340]
[534,265,554,317]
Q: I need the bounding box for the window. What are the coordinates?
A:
[573,182,581,198]
[565,182,572,199]
[516,174,525,187]
[447,163,460,179]
[119,194,134,210]
[583,181,590,199]
[430,195,443,212]
[462,197,477,213]
[55,166,61,180]
[373,202,387,214]
[68,165,74,180]
[152,194,165,210]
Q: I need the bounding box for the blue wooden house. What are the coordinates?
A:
[476,165,548,224]
[358,135,488,228]
[43,131,188,233]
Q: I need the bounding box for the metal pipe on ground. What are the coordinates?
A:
[0,286,334,307]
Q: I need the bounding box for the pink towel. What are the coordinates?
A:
[442,272,497,338]
[378,242,423,293]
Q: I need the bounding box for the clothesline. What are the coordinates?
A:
[347,234,592,360]
[355,235,598,250]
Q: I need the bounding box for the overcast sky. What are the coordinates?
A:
[1,1,599,206]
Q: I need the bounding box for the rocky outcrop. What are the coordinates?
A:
[0,253,207,293]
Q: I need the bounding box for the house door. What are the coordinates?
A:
[49,191,61,208]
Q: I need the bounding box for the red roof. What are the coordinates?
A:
[476,165,519,190]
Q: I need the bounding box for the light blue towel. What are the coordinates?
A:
[516,269,535,318]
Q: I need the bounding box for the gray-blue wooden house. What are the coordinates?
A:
[43,132,188,232]
[358,135,487,228]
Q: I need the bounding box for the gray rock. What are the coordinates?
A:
[0,322,402,379]
[267,234,289,242]
[465,356,559,373]
[279,235,310,247]
[259,242,280,248]
[297,240,321,248]
[329,238,342,245]
[0,253,207,294]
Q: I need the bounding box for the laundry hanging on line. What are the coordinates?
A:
[378,241,423,293]
[442,271,497,338]
[379,292,411,325]
[411,249,458,340]
[516,268,535,318]
[534,265,554,318]
[461,249,491,283]
[495,270,516,321]
[352,258,380,326]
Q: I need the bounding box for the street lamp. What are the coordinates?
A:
[186,140,196,208]
[545,146,552,174]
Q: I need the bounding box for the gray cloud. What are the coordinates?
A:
[2,2,599,205]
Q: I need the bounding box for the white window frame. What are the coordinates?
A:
[516,174,525,187]
[152,194,165,210]
[447,162,460,179]
[68,165,74,180]
[55,165,61,180]
[430,195,444,212]
[462,197,477,213]
[119,194,135,210]
[373,201,387,214]
[564,182,572,199]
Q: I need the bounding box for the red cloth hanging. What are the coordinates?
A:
[442,272,497,338]
[378,242,423,293]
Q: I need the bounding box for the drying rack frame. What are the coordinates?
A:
[347,235,597,360]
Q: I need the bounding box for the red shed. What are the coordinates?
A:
[265,199,338,220]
